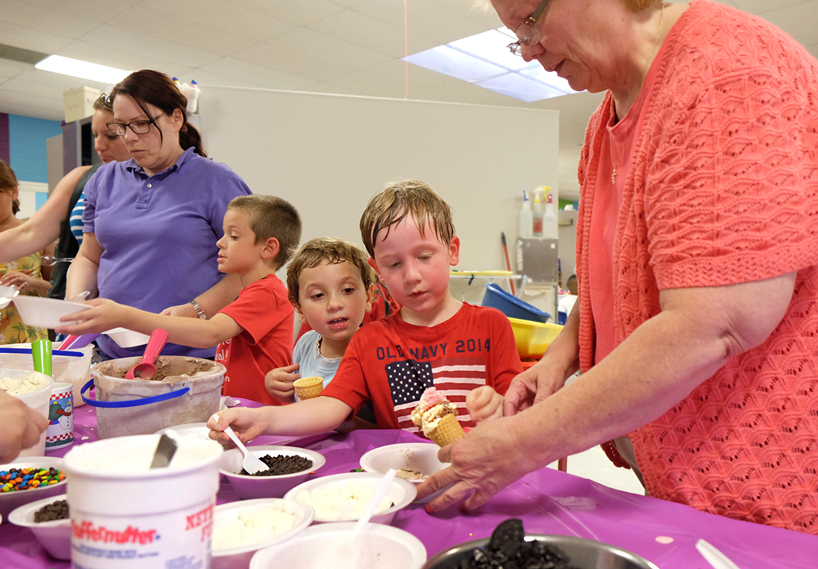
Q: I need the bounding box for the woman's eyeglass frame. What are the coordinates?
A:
[507,0,551,56]
[106,115,162,137]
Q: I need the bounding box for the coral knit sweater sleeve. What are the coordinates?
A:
[576,0,818,533]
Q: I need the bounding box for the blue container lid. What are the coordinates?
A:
[481,283,550,323]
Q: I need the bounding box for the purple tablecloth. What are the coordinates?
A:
[2,403,817,568]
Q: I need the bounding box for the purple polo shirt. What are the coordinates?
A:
[82,147,251,358]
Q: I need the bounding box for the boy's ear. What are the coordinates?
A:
[261,237,280,260]
[293,302,305,321]
[448,235,461,267]
[364,284,376,313]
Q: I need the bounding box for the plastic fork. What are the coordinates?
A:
[211,413,267,474]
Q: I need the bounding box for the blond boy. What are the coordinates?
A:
[208,180,521,442]
[57,195,301,406]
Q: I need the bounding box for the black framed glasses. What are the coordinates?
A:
[106,115,162,136]
[507,0,551,56]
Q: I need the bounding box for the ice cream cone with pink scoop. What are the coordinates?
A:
[411,387,465,447]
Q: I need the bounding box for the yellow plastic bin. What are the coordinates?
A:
[508,318,563,359]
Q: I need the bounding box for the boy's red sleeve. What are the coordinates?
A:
[487,310,523,396]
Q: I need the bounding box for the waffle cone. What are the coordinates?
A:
[294,376,324,400]
[427,413,464,447]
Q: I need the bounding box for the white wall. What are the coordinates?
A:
[200,87,560,273]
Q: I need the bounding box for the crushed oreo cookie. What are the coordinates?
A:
[457,519,579,569]
[34,499,69,522]
[240,454,313,476]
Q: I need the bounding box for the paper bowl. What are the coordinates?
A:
[11,296,90,329]
[0,456,67,520]
[219,446,326,500]
[103,327,150,348]
[212,498,314,569]
[422,534,660,569]
[360,443,451,504]
[284,471,416,525]
[8,493,70,559]
[155,422,211,441]
[251,522,427,569]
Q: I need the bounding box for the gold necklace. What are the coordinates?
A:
[610,1,667,185]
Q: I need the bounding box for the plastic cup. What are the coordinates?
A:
[31,339,52,376]
[293,376,323,400]
[45,382,74,450]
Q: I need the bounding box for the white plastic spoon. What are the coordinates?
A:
[210,413,267,474]
[346,468,397,568]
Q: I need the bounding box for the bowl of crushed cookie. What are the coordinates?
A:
[360,442,450,504]
[219,445,326,500]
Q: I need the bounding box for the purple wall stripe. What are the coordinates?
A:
[0,113,9,164]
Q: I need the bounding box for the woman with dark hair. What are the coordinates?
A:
[0,160,55,343]
[65,69,251,359]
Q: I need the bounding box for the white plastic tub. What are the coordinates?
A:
[85,356,225,439]
[0,369,54,456]
[1,343,93,407]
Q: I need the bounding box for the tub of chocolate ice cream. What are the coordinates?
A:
[83,356,225,439]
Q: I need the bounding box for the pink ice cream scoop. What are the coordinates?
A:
[419,387,447,411]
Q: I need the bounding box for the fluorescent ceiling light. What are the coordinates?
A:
[404,28,582,102]
[35,55,130,84]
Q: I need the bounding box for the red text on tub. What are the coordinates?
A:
[72,520,158,544]
[185,503,214,541]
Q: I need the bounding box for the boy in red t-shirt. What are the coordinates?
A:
[207,180,521,442]
[57,195,301,406]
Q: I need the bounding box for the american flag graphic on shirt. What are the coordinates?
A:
[387,356,487,433]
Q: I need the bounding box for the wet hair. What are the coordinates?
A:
[286,237,376,308]
[227,195,302,269]
[359,179,455,258]
[0,160,20,215]
[110,70,206,157]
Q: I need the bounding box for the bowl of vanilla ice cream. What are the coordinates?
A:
[284,471,416,525]
[0,369,53,457]
[212,498,313,569]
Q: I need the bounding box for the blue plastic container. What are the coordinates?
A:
[481,283,550,323]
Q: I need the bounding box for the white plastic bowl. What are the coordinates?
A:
[251,522,427,569]
[155,422,211,441]
[359,443,451,504]
[11,296,90,329]
[0,457,67,520]
[8,493,70,559]
[103,327,150,348]
[212,498,314,569]
[284,471,416,525]
[219,446,326,500]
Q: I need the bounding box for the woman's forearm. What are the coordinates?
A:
[65,234,102,300]
[194,273,243,317]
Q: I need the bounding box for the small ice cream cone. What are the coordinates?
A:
[427,413,465,447]
[294,376,324,400]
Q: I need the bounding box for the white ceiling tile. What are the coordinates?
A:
[198,57,317,90]
[0,89,65,120]
[0,21,73,53]
[0,59,30,79]
[267,27,394,70]
[11,68,109,91]
[307,9,441,59]
[0,0,100,38]
[224,0,345,24]
[230,42,351,82]
[137,0,297,41]
[17,0,134,23]
[76,26,222,69]
[0,77,66,101]
[106,5,256,55]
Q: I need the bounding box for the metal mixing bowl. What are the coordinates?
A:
[423,534,660,569]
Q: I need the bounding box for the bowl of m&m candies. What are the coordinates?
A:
[0,457,67,520]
